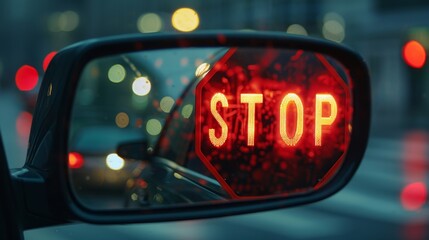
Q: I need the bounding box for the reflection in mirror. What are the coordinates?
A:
[68,47,353,210]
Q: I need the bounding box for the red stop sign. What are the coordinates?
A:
[195,48,352,199]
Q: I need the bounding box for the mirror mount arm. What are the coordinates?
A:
[0,136,23,240]
[11,167,70,230]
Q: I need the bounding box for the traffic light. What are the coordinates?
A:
[402,40,426,69]
[402,33,429,121]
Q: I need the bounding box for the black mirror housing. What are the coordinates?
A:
[11,31,370,227]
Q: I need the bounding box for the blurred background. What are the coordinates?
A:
[1,0,428,168]
[1,0,429,239]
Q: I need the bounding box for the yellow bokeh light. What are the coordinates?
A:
[106,153,125,171]
[173,172,183,179]
[115,112,129,128]
[108,64,126,83]
[181,104,194,119]
[146,119,162,136]
[131,193,138,201]
[160,96,175,113]
[195,63,210,78]
[323,12,345,28]
[48,11,80,32]
[59,11,80,32]
[132,77,151,96]
[322,12,345,43]
[171,8,199,32]
[286,24,308,36]
[322,20,345,43]
[137,13,163,33]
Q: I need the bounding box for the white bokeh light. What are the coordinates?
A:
[106,153,125,170]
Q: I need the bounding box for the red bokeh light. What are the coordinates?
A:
[43,51,57,71]
[68,152,84,169]
[403,131,428,181]
[403,40,426,69]
[16,111,33,146]
[15,65,39,91]
[401,182,427,211]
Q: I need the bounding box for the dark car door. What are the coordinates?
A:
[0,132,23,240]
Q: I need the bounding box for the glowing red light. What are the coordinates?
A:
[195,48,351,198]
[403,40,426,69]
[401,182,427,211]
[68,152,84,169]
[403,131,428,181]
[43,51,57,71]
[15,65,39,91]
[16,111,32,146]
[137,179,148,188]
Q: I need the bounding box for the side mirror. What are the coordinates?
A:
[12,32,370,227]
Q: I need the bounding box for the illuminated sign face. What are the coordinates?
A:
[195,48,352,199]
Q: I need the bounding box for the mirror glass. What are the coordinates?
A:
[68,47,353,210]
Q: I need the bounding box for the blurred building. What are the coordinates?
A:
[1,0,429,150]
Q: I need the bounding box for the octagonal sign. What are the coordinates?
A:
[195,47,352,199]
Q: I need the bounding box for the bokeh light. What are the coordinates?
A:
[322,20,345,42]
[48,12,61,32]
[160,96,175,113]
[322,12,345,43]
[16,111,32,146]
[323,12,345,27]
[146,119,162,136]
[403,40,426,69]
[195,63,211,77]
[132,76,151,96]
[286,24,308,36]
[15,65,39,91]
[155,58,163,68]
[131,193,138,201]
[108,64,126,83]
[181,104,193,118]
[59,11,80,32]
[171,8,199,32]
[49,11,79,32]
[115,112,129,128]
[106,153,125,170]
[181,76,189,85]
[137,13,163,33]
[180,57,189,67]
[43,51,57,71]
[401,182,427,211]
[68,152,84,169]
